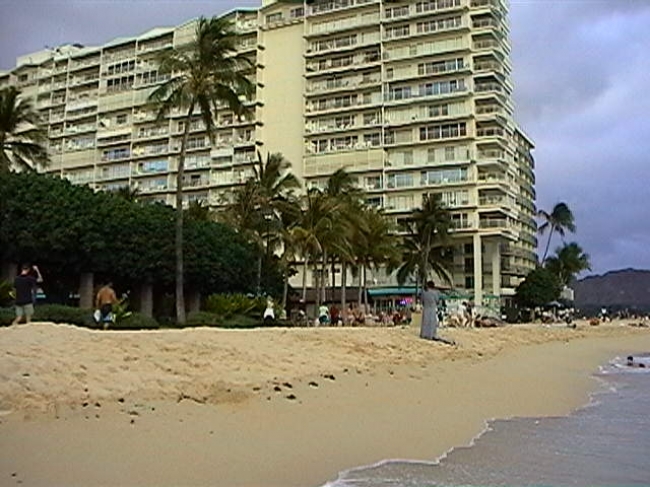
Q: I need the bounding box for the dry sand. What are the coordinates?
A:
[1,321,649,487]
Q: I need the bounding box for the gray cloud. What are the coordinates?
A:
[1,0,649,275]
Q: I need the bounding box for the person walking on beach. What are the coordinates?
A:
[95,282,118,329]
[420,280,440,340]
[12,264,43,326]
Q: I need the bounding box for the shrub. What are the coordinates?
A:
[185,311,223,328]
[220,314,261,329]
[0,280,15,307]
[204,293,265,319]
[0,307,14,326]
[34,304,95,327]
[111,312,159,330]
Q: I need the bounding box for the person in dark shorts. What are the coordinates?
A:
[95,282,118,329]
[12,264,43,326]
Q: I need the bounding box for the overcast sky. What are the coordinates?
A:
[1,0,649,276]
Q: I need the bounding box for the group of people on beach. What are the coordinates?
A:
[10,263,119,329]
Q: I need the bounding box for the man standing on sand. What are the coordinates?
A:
[12,264,43,326]
[95,282,118,329]
[420,280,440,340]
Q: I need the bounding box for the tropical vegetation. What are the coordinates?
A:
[537,202,576,263]
[545,242,591,287]
[148,15,255,324]
[0,86,49,172]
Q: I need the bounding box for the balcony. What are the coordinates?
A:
[479,218,511,229]
[66,96,98,111]
[384,38,469,62]
[476,126,506,138]
[136,127,170,140]
[137,40,173,54]
[307,75,381,94]
[69,57,101,72]
[308,13,381,37]
[308,0,378,16]
[65,123,97,135]
[306,52,380,75]
[69,74,100,87]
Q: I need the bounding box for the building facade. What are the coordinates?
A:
[0,0,536,305]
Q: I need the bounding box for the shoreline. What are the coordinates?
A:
[1,322,649,487]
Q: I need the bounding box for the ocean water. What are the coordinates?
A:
[325,354,650,487]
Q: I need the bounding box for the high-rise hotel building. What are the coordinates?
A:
[0,0,536,305]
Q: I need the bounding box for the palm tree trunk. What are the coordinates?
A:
[314,262,321,311]
[541,224,556,264]
[301,255,309,301]
[256,254,263,296]
[282,272,289,316]
[362,264,368,310]
[330,257,336,304]
[320,250,327,304]
[341,261,347,315]
[357,265,363,308]
[174,104,194,324]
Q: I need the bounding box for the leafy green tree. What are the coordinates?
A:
[515,267,562,309]
[538,202,576,264]
[148,16,254,323]
[545,242,591,287]
[0,87,49,172]
[396,194,453,290]
[0,171,264,311]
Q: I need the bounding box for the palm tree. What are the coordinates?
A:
[148,16,254,323]
[112,186,140,202]
[538,202,576,264]
[353,207,400,309]
[396,194,453,290]
[293,189,336,304]
[545,242,591,287]
[186,200,212,222]
[222,151,300,294]
[322,169,363,308]
[0,87,49,172]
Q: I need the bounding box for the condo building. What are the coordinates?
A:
[0,0,536,305]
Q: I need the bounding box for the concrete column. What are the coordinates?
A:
[473,234,483,307]
[138,281,154,318]
[491,240,501,298]
[187,290,201,314]
[79,272,94,309]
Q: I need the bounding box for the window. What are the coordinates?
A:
[389,86,412,101]
[416,0,461,14]
[141,160,168,173]
[364,133,381,147]
[420,168,467,185]
[416,16,462,34]
[266,12,283,24]
[419,122,467,141]
[445,146,456,161]
[386,25,410,39]
[428,104,449,117]
[290,7,304,18]
[386,5,410,18]
[365,176,382,190]
[387,173,414,189]
[116,114,127,125]
[363,112,380,125]
[418,58,465,76]
[419,79,465,97]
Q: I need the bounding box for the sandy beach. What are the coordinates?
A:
[1,321,649,487]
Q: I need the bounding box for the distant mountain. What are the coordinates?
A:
[573,268,650,311]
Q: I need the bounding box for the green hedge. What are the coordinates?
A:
[185,311,265,329]
[0,305,159,330]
